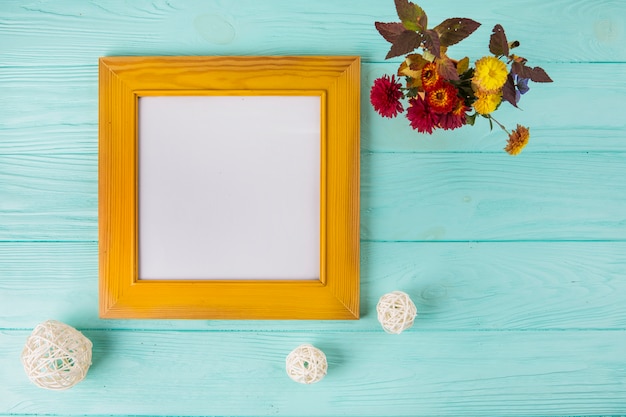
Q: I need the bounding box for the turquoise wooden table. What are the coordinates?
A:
[1,0,625,415]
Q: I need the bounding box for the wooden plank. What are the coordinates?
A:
[0,65,97,154]
[1,2,624,417]
[362,152,626,241]
[1,62,625,154]
[0,154,97,241]
[1,0,624,65]
[1,329,625,416]
[1,241,624,331]
[2,152,625,241]
[362,62,626,153]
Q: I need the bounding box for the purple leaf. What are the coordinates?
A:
[422,29,441,58]
[489,24,509,56]
[375,22,406,44]
[529,66,553,82]
[511,61,531,78]
[433,18,481,47]
[437,57,460,80]
[512,62,553,83]
[502,74,518,107]
[385,30,423,59]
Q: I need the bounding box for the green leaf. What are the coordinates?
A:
[394,0,427,31]
[433,18,481,47]
[375,22,406,44]
[465,112,477,126]
[385,30,423,59]
[406,87,419,98]
[489,24,509,56]
[459,67,474,80]
[456,56,470,75]
[422,29,441,58]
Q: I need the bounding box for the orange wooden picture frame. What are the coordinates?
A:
[99,56,360,319]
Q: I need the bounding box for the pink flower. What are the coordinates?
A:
[370,75,404,118]
[406,95,437,134]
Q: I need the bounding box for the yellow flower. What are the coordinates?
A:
[473,56,508,92]
[473,91,502,115]
[505,124,530,155]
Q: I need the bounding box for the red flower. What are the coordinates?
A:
[426,82,458,114]
[370,75,404,118]
[437,100,468,130]
[406,95,438,134]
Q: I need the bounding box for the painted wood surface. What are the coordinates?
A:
[1,0,625,416]
[1,330,625,416]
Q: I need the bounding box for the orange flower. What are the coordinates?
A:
[420,62,442,92]
[505,124,530,155]
[426,82,458,114]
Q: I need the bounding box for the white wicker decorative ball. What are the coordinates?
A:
[21,320,93,390]
[285,344,327,384]
[376,291,418,334]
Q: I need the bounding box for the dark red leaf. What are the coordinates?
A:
[437,57,459,81]
[375,22,406,44]
[529,66,553,82]
[502,74,518,107]
[385,30,423,59]
[489,24,509,56]
[422,29,441,58]
[512,62,554,83]
[433,18,481,47]
[511,61,531,78]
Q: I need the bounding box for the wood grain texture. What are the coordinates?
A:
[0,154,97,241]
[362,152,626,241]
[1,0,624,65]
[1,0,625,415]
[1,63,625,155]
[361,62,626,153]
[1,241,624,331]
[2,152,625,242]
[1,330,625,416]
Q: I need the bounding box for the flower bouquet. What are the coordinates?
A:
[370,0,552,154]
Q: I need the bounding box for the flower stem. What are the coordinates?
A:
[488,115,509,134]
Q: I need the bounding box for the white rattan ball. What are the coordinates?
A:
[21,320,93,390]
[285,344,327,384]
[377,291,418,334]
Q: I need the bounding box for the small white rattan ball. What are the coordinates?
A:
[285,344,327,384]
[21,320,93,390]
[377,291,418,334]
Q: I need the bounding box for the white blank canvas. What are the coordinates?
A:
[138,95,321,280]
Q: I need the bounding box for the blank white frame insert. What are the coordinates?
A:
[138,95,321,280]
